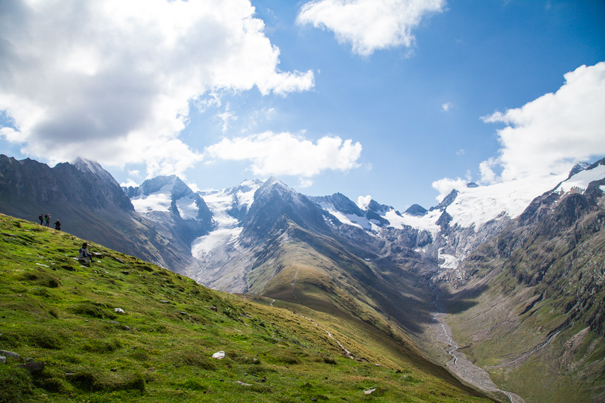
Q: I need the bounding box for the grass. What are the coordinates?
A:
[0,213,492,402]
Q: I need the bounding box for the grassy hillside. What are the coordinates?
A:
[0,213,491,403]
[441,191,605,402]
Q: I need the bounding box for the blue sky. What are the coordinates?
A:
[0,0,604,211]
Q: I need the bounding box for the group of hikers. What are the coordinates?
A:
[36,213,94,265]
[39,213,61,231]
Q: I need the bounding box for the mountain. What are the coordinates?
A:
[0,155,193,271]
[3,153,605,402]
[438,158,605,402]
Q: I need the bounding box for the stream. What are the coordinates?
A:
[429,284,525,403]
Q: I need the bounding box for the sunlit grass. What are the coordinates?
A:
[0,213,490,402]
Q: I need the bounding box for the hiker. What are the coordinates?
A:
[78,242,93,265]
[39,214,44,225]
[44,214,50,227]
[54,220,61,231]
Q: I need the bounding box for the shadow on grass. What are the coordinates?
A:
[438,283,489,315]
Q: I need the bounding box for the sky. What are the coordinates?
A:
[0,0,604,211]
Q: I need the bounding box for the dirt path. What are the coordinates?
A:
[430,285,525,403]
[300,314,355,360]
[291,251,301,304]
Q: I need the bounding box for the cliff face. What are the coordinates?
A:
[0,155,193,271]
[0,156,134,212]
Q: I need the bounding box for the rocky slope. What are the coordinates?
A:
[438,159,605,402]
[0,155,188,270]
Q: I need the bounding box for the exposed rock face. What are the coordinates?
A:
[431,189,458,212]
[0,155,191,270]
[439,169,605,402]
[0,156,133,212]
[405,204,428,216]
[241,177,331,244]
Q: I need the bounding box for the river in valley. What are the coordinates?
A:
[429,285,525,403]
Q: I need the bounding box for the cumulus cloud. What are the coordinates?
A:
[432,62,605,200]
[297,0,445,56]
[205,132,362,177]
[120,178,139,188]
[0,0,314,176]
[431,177,467,202]
[358,195,372,209]
[481,62,605,181]
[442,102,453,112]
[478,157,497,184]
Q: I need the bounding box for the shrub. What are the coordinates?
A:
[177,379,207,391]
[82,339,122,354]
[173,350,216,370]
[273,354,300,365]
[70,301,117,319]
[29,332,62,349]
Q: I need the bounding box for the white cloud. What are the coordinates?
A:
[0,0,314,177]
[431,177,467,202]
[442,102,453,111]
[456,148,465,155]
[299,178,314,188]
[297,0,445,56]
[120,178,139,188]
[358,195,372,209]
[478,157,497,184]
[481,62,605,181]
[128,170,140,177]
[433,62,605,201]
[205,132,362,177]
[218,104,237,134]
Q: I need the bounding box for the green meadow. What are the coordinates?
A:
[0,213,490,402]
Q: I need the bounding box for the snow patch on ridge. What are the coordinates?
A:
[318,202,372,230]
[400,210,441,235]
[446,173,567,229]
[192,180,261,259]
[556,164,605,193]
[131,184,172,213]
[176,196,199,220]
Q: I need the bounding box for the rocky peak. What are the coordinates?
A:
[567,162,590,179]
[74,157,119,187]
[431,189,458,212]
[241,178,330,241]
[404,204,427,217]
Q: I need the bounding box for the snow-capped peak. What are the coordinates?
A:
[126,175,204,220]
[556,158,605,194]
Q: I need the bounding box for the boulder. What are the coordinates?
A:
[212,351,225,359]
[0,350,20,359]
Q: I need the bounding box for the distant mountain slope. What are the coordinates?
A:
[0,155,192,271]
[439,158,605,403]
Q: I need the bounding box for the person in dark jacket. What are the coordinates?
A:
[39,214,44,225]
[54,220,61,231]
[78,242,93,265]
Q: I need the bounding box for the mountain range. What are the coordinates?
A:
[1,153,604,402]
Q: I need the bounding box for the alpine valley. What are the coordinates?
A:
[1,153,604,403]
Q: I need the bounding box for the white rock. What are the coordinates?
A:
[364,388,376,395]
[212,351,225,359]
[0,356,6,364]
[114,308,125,314]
